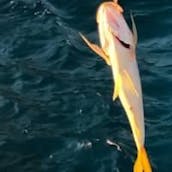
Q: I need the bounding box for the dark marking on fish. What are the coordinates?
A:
[115,36,130,49]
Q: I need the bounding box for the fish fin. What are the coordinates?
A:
[113,75,120,101]
[79,33,111,66]
[123,70,139,97]
[113,0,118,3]
[113,0,124,13]
[130,11,138,45]
[134,147,152,172]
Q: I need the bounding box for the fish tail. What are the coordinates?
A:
[134,147,152,172]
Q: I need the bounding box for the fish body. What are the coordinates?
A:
[97,1,144,150]
[80,1,152,172]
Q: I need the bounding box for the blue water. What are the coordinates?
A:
[0,0,172,171]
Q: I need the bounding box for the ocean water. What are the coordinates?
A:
[0,0,172,171]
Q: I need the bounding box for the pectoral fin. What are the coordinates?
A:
[79,33,111,66]
[113,75,120,101]
[130,11,138,45]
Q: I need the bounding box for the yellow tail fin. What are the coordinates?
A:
[134,147,152,172]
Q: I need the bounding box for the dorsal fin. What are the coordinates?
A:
[130,11,138,46]
[113,75,120,101]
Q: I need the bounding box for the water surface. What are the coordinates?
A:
[0,0,172,171]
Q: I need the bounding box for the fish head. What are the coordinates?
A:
[96,1,135,55]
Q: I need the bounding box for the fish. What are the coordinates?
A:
[80,0,152,171]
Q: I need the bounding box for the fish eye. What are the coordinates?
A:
[115,36,130,49]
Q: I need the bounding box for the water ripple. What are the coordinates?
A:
[0,0,171,171]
